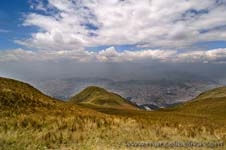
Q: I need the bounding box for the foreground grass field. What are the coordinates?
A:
[0,77,226,149]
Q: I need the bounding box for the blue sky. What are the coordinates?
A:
[1,0,226,52]
[0,0,30,49]
[195,41,226,50]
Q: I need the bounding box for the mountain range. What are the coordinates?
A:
[31,74,221,107]
[1,77,226,150]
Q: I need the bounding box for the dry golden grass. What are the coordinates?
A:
[1,77,226,150]
[1,104,226,150]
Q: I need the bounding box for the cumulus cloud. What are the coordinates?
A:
[4,0,226,65]
[16,0,226,50]
[96,47,177,62]
[1,47,226,63]
[176,48,226,63]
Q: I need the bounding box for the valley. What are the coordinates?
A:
[1,77,226,149]
[31,76,220,108]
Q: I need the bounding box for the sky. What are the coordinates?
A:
[1,0,226,80]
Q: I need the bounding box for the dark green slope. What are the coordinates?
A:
[69,86,139,110]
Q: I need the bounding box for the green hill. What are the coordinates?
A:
[69,86,139,110]
[163,86,226,118]
[197,86,226,99]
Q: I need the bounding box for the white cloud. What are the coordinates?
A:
[7,1,226,64]
[176,48,226,63]
[1,47,226,63]
[16,0,226,50]
[96,47,177,62]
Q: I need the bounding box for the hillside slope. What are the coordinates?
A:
[163,86,226,118]
[0,77,62,111]
[69,86,139,110]
[0,77,142,149]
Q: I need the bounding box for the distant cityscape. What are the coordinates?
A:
[32,77,221,107]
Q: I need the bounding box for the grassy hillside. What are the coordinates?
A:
[0,77,62,112]
[0,77,141,149]
[162,86,226,118]
[1,77,226,150]
[69,86,139,110]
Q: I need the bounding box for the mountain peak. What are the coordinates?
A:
[69,86,139,110]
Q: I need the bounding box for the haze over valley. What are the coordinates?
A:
[31,75,220,108]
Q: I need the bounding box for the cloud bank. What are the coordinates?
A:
[1,47,226,63]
